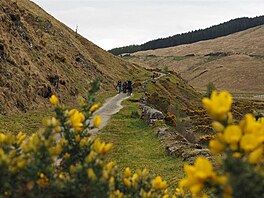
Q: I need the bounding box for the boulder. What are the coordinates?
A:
[156,127,169,137]
[140,105,164,125]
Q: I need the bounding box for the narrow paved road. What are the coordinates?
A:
[89,72,168,136]
[89,93,130,136]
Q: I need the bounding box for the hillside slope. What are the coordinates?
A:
[109,16,264,55]
[0,0,147,114]
[126,26,264,93]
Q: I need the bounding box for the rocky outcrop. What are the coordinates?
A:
[138,104,164,125]
[156,127,211,163]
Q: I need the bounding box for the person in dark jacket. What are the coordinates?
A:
[117,80,122,93]
[127,80,133,96]
[122,81,127,93]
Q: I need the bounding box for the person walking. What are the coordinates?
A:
[127,80,133,96]
[122,81,127,93]
[117,80,122,93]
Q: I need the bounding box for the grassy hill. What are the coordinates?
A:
[109,16,264,55]
[124,26,264,94]
[0,0,205,135]
[0,0,149,114]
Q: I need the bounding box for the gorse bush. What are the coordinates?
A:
[0,81,170,198]
[178,91,264,198]
[0,81,263,197]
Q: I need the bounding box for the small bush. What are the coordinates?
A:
[162,64,169,73]
[204,81,216,98]
[131,110,140,118]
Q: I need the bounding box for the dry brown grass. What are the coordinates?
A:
[127,26,264,94]
[0,0,149,114]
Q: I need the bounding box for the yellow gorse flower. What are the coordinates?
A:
[179,157,215,196]
[49,95,59,106]
[202,91,232,121]
[37,173,49,188]
[223,125,242,146]
[16,132,27,145]
[123,178,131,188]
[132,173,139,185]
[69,109,85,131]
[248,147,263,164]
[0,133,5,143]
[89,103,100,113]
[124,167,131,178]
[152,176,167,190]
[212,121,225,132]
[240,134,260,152]
[209,139,225,154]
[93,139,113,155]
[48,144,62,156]
[93,115,102,128]
[87,168,97,181]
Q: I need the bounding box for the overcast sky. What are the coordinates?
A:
[30,0,264,50]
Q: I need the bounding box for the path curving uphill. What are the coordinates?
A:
[89,72,168,136]
[89,93,130,136]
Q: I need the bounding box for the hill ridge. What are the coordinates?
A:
[125,25,264,94]
[109,16,264,55]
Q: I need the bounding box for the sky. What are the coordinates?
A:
[30,0,264,50]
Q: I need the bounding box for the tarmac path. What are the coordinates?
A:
[89,93,130,136]
[89,71,168,136]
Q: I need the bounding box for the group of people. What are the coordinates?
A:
[116,80,133,96]
[152,72,161,79]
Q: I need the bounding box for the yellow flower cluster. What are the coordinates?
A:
[203,91,264,164]
[152,176,167,190]
[92,138,113,155]
[49,95,59,106]
[93,115,102,128]
[68,109,85,131]
[179,157,229,197]
[1,85,263,197]
[118,167,174,198]
[89,103,100,113]
[202,91,232,121]
[209,114,264,164]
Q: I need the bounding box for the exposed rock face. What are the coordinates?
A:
[139,104,165,125]
[156,127,211,163]
[0,43,4,61]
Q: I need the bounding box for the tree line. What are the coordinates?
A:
[109,16,264,55]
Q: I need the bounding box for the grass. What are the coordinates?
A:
[99,95,184,186]
[172,56,187,61]
[0,108,53,134]
[0,89,115,135]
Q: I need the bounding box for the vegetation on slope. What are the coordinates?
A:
[109,16,264,55]
[0,81,263,197]
[99,95,184,185]
[125,25,264,94]
[0,0,148,114]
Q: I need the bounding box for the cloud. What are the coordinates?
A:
[31,0,264,50]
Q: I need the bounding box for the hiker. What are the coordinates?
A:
[116,80,122,93]
[127,80,133,96]
[152,72,156,79]
[122,81,127,93]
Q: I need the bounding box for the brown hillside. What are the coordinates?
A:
[126,26,264,94]
[0,0,147,114]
